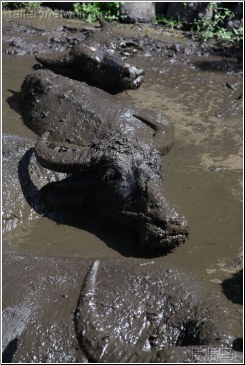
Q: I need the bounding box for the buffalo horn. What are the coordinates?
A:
[35,132,92,173]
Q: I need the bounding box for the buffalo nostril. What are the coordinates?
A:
[125,66,145,78]
[147,209,167,226]
[135,68,145,77]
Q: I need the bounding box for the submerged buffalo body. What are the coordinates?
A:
[35,20,144,93]
[19,69,189,252]
[20,69,174,154]
[76,259,237,362]
[3,256,240,362]
[35,43,144,93]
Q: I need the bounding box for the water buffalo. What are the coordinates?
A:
[20,69,189,253]
[20,69,174,155]
[35,19,144,93]
[35,131,189,252]
[76,259,238,362]
[3,255,240,362]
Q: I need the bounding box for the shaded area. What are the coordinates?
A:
[18,149,42,214]
[6,89,22,115]
[2,338,19,363]
[18,136,183,257]
[193,58,242,73]
[233,337,243,352]
[222,269,243,305]
[17,150,175,259]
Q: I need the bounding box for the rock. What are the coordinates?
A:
[232,3,243,19]
[120,2,155,23]
[42,2,74,11]
[166,2,213,26]
[155,2,169,17]
[226,19,243,30]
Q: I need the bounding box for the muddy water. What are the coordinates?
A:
[2,19,243,339]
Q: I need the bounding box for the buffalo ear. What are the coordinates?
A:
[35,132,92,173]
[35,51,74,68]
[133,111,175,156]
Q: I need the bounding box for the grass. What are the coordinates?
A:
[153,16,184,30]
[2,2,41,10]
[2,1,243,46]
[73,2,122,22]
[191,2,243,46]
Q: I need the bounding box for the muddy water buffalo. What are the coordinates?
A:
[35,43,144,93]
[3,255,241,362]
[20,69,174,155]
[35,132,188,252]
[76,259,237,362]
[20,69,188,252]
[35,19,144,93]
[22,69,188,251]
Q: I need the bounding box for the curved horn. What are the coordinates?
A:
[76,260,148,362]
[34,132,92,173]
[35,51,74,68]
[133,111,175,156]
[35,45,99,68]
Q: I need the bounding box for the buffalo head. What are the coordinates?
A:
[35,132,189,252]
[35,44,144,94]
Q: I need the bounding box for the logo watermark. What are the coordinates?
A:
[3,9,93,22]
[188,346,235,362]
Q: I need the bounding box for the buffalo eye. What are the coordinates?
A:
[103,169,122,182]
[122,67,132,78]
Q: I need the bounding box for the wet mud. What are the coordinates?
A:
[2,255,243,363]
[2,10,243,363]
[2,254,88,363]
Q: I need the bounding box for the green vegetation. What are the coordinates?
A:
[2,1,243,46]
[192,2,243,45]
[73,2,122,22]
[2,2,123,21]
[153,16,184,30]
[2,2,41,10]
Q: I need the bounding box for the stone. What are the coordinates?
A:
[120,2,155,23]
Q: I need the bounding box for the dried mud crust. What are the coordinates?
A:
[2,13,242,67]
[2,21,87,55]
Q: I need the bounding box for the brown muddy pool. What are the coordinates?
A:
[2,18,243,341]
